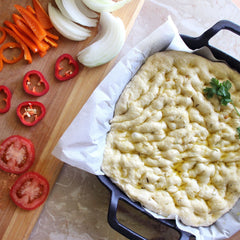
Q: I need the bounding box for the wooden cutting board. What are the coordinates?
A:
[0,0,144,239]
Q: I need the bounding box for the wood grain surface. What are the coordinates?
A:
[0,0,144,239]
[1,1,240,239]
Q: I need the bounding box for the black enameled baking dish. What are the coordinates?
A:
[97,20,240,240]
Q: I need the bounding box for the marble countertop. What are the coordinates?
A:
[29,0,240,239]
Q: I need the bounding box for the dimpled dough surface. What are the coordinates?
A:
[102,51,240,227]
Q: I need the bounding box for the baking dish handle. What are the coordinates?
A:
[108,190,192,240]
[108,190,145,240]
[182,20,240,49]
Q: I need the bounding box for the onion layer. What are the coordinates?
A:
[75,0,98,18]
[81,0,132,13]
[61,0,98,27]
[55,0,72,20]
[48,3,91,41]
[77,12,126,67]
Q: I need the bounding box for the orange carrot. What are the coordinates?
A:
[13,13,58,51]
[3,27,32,64]
[14,4,47,41]
[0,27,6,44]
[32,0,53,30]
[38,50,47,58]
[46,30,59,40]
[26,5,36,15]
[4,20,38,54]
[44,36,58,48]
[13,16,50,53]
[0,42,24,64]
[12,13,25,23]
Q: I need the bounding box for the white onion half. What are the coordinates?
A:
[81,0,132,13]
[55,0,72,19]
[48,3,91,41]
[75,0,98,18]
[77,12,126,67]
[61,0,98,27]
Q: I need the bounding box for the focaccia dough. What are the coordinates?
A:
[102,51,240,227]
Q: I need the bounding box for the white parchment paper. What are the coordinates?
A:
[52,16,183,175]
[52,17,240,240]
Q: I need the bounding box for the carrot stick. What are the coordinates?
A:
[3,27,32,64]
[38,50,47,58]
[32,0,53,30]
[14,4,47,41]
[13,16,50,53]
[4,20,38,54]
[44,36,58,48]
[26,5,36,15]
[46,30,59,40]
[12,13,25,23]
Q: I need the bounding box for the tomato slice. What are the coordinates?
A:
[0,135,35,174]
[10,171,49,210]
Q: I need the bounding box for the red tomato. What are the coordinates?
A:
[0,135,35,174]
[10,171,49,210]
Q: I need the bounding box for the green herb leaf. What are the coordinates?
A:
[237,127,240,139]
[203,78,233,104]
[203,78,240,139]
[220,96,232,106]
[210,77,219,88]
[223,80,232,91]
[203,87,216,98]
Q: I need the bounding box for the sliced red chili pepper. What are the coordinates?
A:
[55,53,79,81]
[0,85,12,114]
[17,101,46,126]
[0,135,35,174]
[23,70,49,97]
[10,171,49,210]
[0,27,6,44]
[0,42,24,64]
